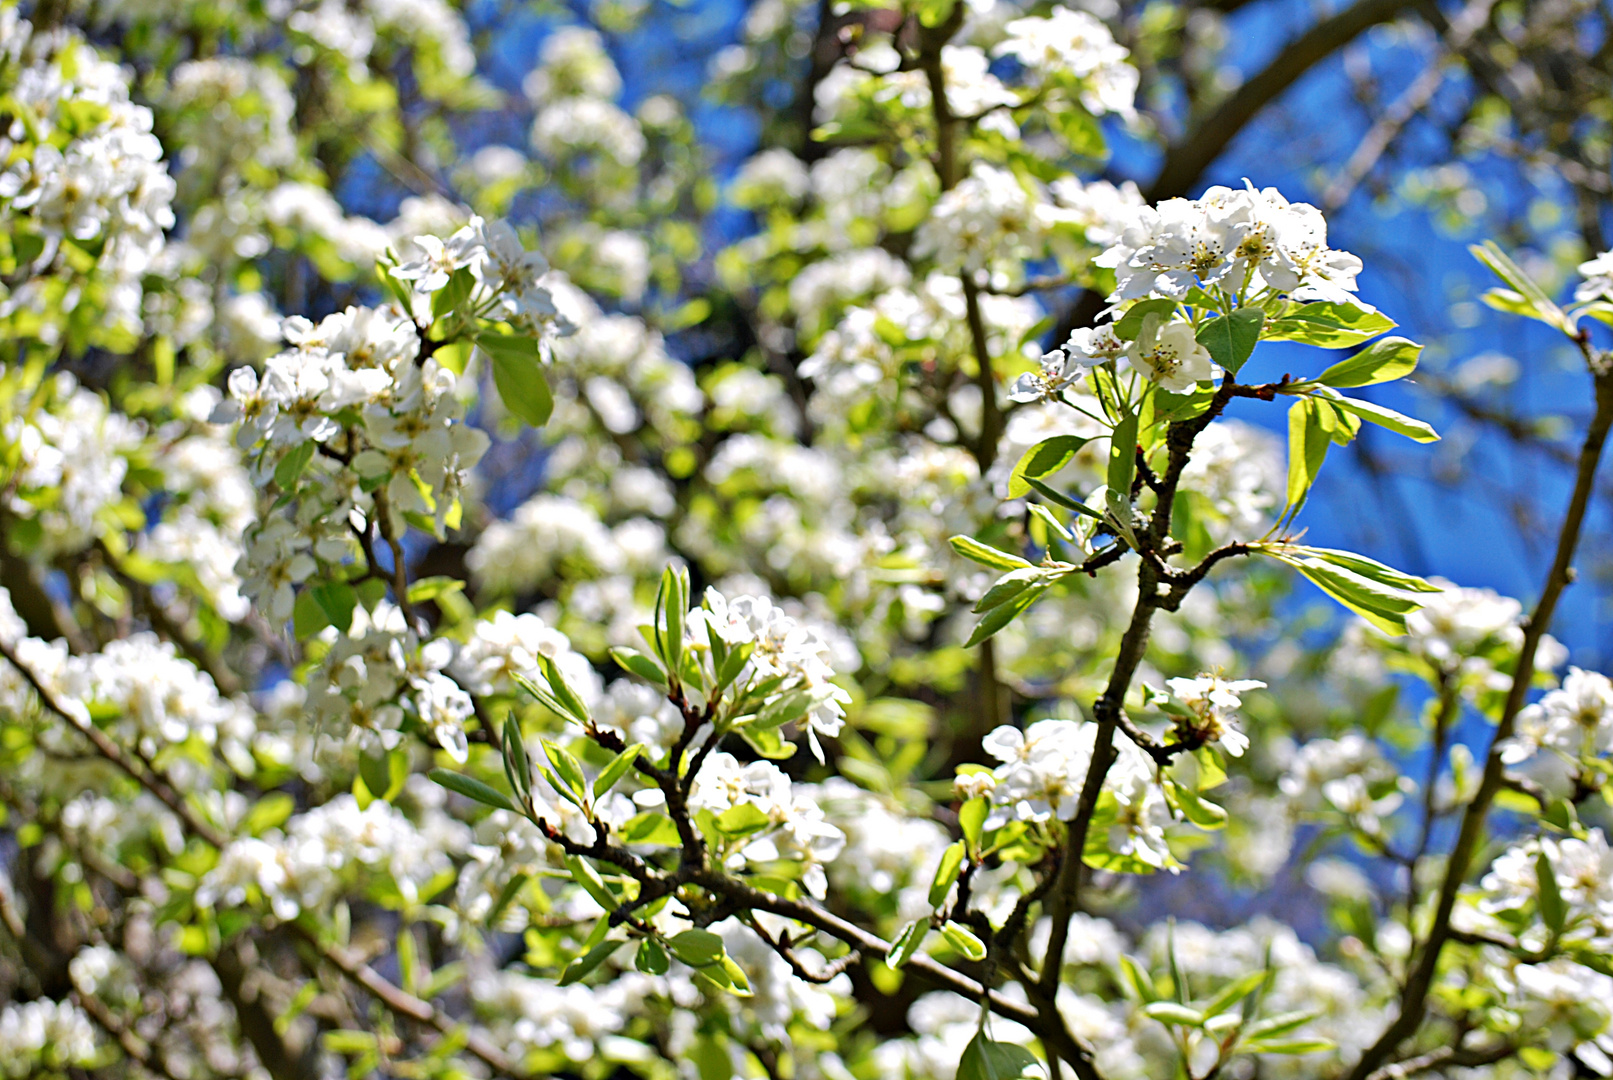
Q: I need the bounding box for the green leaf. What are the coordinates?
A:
[428,768,517,813]
[973,568,1043,614]
[311,581,358,636]
[432,266,475,320]
[714,639,755,689]
[715,802,772,837]
[1046,102,1105,158]
[1243,1010,1319,1039]
[1285,398,1332,516]
[243,792,295,836]
[1469,241,1569,332]
[959,796,989,849]
[543,739,588,798]
[1266,552,1424,635]
[1117,954,1160,1002]
[540,654,593,725]
[273,440,315,491]
[1195,308,1264,374]
[717,956,752,997]
[1315,336,1422,388]
[1026,502,1073,543]
[358,749,404,803]
[928,840,967,909]
[1143,1001,1205,1027]
[636,937,670,975]
[949,535,1033,572]
[502,714,531,802]
[1113,298,1178,341]
[887,920,929,969]
[668,929,725,968]
[619,812,680,846]
[1275,545,1442,593]
[292,587,329,639]
[1536,851,1566,934]
[940,921,986,961]
[1241,1038,1334,1055]
[1107,411,1137,506]
[565,855,620,913]
[558,938,623,986]
[1008,435,1090,499]
[1024,477,1107,523]
[965,582,1050,648]
[1169,782,1228,831]
[511,672,573,721]
[610,646,668,688]
[1319,390,1439,443]
[406,576,465,603]
[593,744,644,799]
[1201,970,1267,1017]
[739,724,798,760]
[485,335,553,427]
[1262,301,1396,348]
[957,1032,1041,1080]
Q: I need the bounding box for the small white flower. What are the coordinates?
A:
[1126,314,1213,392]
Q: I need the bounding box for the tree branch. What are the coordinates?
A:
[1346,363,1613,1080]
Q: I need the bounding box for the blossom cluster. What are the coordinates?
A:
[0,8,176,340]
[1098,181,1363,306]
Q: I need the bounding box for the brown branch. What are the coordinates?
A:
[1147,0,1416,202]
[0,635,230,850]
[289,923,531,1079]
[1321,0,1497,211]
[1346,363,1613,1080]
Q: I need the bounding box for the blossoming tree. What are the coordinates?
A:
[2,2,1613,1080]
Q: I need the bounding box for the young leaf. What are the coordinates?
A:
[503,714,531,802]
[1008,435,1090,498]
[636,937,670,976]
[484,335,553,428]
[1026,502,1073,542]
[1273,545,1442,593]
[1143,1001,1205,1027]
[1195,308,1264,374]
[540,654,593,726]
[959,796,989,850]
[1261,301,1396,348]
[668,929,725,967]
[428,769,518,813]
[1168,782,1228,831]
[1535,851,1566,935]
[543,739,589,799]
[1319,391,1439,443]
[973,568,1043,614]
[1113,298,1178,340]
[957,1033,1041,1080]
[1024,477,1107,523]
[610,646,668,687]
[1200,970,1267,1017]
[594,744,644,799]
[1117,954,1160,1002]
[887,920,930,969]
[928,840,967,909]
[1315,336,1421,388]
[949,535,1033,572]
[1285,397,1331,516]
[558,938,623,986]
[939,921,986,961]
[1469,241,1570,332]
[273,440,315,491]
[1107,412,1138,509]
[565,855,620,913]
[965,581,1050,648]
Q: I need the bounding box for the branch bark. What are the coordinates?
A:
[1345,362,1613,1080]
